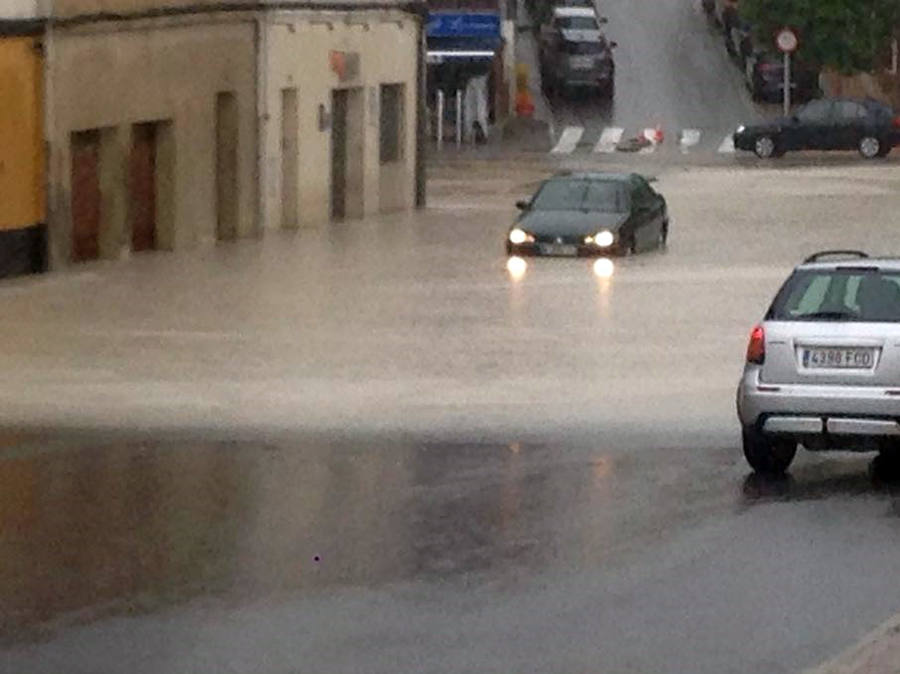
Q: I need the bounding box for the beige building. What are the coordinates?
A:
[37,0,424,270]
[260,7,422,227]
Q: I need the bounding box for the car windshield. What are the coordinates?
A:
[557,16,599,29]
[531,179,629,213]
[768,269,900,322]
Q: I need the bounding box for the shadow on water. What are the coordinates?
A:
[740,453,900,507]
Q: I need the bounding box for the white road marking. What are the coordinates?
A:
[551,126,584,154]
[679,128,701,152]
[594,126,624,153]
[718,133,735,153]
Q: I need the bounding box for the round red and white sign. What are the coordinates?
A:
[775,27,798,53]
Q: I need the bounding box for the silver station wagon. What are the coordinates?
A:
[737,251,900,473]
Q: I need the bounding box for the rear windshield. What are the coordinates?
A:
[767,269,900,322]
[557,16,599,29]
[531,179,629,213]
[562,40,604,54]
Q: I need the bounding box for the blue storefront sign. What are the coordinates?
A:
[426,12,501,39]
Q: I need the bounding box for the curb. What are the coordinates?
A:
[803,613,900,674]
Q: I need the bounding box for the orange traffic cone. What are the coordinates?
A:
[516,90,535,118]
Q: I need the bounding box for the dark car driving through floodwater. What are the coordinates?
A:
[506,171,668,257]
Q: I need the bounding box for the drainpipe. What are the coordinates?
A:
[255,11,268,235]
[415,8,426,208]
[41,0,55,270]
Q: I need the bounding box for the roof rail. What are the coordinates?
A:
[803,250,869,263]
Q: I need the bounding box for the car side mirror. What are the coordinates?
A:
[609,40,618,48]
[599,16,609,23]
[790,114,799,123]
[515,200,530,210]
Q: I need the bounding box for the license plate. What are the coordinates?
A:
[802,348,875,369]
[570,56,594,70]
[539,243,577,256]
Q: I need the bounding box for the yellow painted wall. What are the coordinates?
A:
[0,37,44,231]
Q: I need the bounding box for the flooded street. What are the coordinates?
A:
[4,159,900,673]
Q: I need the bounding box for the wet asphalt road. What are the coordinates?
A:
[4,160,900,673]
[542,0,778,158]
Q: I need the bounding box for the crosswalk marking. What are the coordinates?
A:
[593,126,624,153]
[717,133,735,153]
[545,125,741,156]
[679,128,701,153]
[551,126,584,154]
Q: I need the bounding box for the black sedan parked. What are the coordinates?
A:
[506,172,668,257]
[734,97,900,159]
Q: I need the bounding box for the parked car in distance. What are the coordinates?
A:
[553,0,596,8]
[737,251,900,474]
[539,7,615,97]
[724,14,752,62]
[743,48,818,103]
[506,171,668,257]
[733,97,900,158]
[709,0,738,28]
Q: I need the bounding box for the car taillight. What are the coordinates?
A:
[759,63,779,73]
[746,324,765,364]
[892,115,900,129]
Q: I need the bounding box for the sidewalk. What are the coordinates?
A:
[488,0,554,152]
[514,0,554,134]
[805,612,900,674]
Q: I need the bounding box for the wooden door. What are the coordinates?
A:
[70,131,101,262]
[331,89,348,220]
[130,123,157,252]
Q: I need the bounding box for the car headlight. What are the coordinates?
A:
[736,124,745,134]
[594,230,614,248]
[509,228,533,245]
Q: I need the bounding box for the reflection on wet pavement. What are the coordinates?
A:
[0,438,623,643]
[1,433,753,646]
[6,431,900,674]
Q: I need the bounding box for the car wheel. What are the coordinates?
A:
[604,77,615,99]
[753,135,777,158]
[859,136,882,159]
[622,235,637,256]
[872,447,900,482]
[658,220,668,248]
[742,426,797,475]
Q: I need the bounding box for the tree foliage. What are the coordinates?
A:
[740,0,900,73]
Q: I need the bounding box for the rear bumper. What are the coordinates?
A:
[737,366,900,445]
[759,416,900,436]
[559,66,613,88]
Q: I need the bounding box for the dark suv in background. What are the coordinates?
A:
[539,8,617,98]
[743,48,818,103]
[711,4,820,104]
